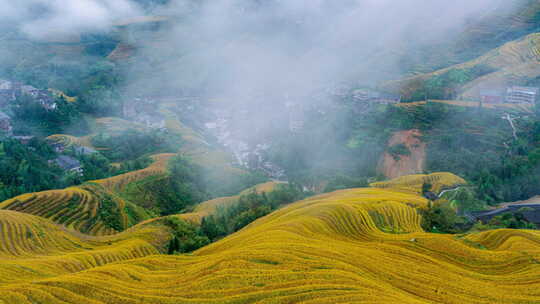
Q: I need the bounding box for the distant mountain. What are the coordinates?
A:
[386,32,540,101]
[397,0,540,77]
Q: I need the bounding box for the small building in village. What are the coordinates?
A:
[352,89,401,104]
[0,79,57,110]
[353,89,381,101]
[49,140,97,155]
[51,155,83,175]
[506,86,538,104]
[349,89,401,114]
[479,86,539,104]
[0,111,12,136]
[0,80,17,103]
[74,146,98,155]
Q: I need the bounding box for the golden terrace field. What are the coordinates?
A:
[0,154,174,235]
[1,173,540,303]
[370,172,467,194]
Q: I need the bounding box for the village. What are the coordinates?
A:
[0,79,91,174]
[111,79,540,181]
[479,86,539,105]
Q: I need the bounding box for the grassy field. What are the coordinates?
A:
[1,173,540,303]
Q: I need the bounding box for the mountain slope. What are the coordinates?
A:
[0,154,173,235]
[389,32,540,101]
[2,173,540,304]
[0,181,281,289]
[0,209,172,286]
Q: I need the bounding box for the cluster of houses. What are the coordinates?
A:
[0,79,60,136]
[0,77,95,174]
[50,155,84,175]
[480,86,539,104]
[351,89,401,104]
[0,79,57,110]
[0,111,12,136]
[47,137,99,175]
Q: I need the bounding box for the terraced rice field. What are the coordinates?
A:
[0,210,172,286]
[387,32,540,101]
[371,172,467,194]
[93,154,174,192]
[93,117,148,134]
[1,173,540,303]
[0,154,173,236]
[46,134,94,149]
[0,187,119,235]
[458,33,540,98]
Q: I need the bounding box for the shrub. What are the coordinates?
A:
[165,217,210,254]
[387,143,411,161]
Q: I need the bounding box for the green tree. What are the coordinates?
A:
[420,201,465,233]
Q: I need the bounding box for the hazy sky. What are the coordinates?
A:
[0,0,519,94]
[0,0,141,40]
[126,0,517,97]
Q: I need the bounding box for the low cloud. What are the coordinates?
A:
[0,0,141,40]
[132,0,519,98]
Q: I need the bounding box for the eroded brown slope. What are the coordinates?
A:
[379,129,426,179]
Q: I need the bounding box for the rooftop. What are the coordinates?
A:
[0,80,13,90]
[508,86,539,94]
[53,155,82,171]
[0,111,10,120]
[74,146,97,155]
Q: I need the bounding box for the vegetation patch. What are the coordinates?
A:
[387,143,411,161]
[200,184,306,241]
[91,129,181,162]
[97,195,123,231]
[250,259,280,265]
[164,217,210,254]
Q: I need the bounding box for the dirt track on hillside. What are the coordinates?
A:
[379,129,426,179]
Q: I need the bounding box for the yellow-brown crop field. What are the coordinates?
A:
[1,174,539,303]
[46,134,94,149]
[370,172,467,194]
[0,154,174,236]
[93,153,174,192]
